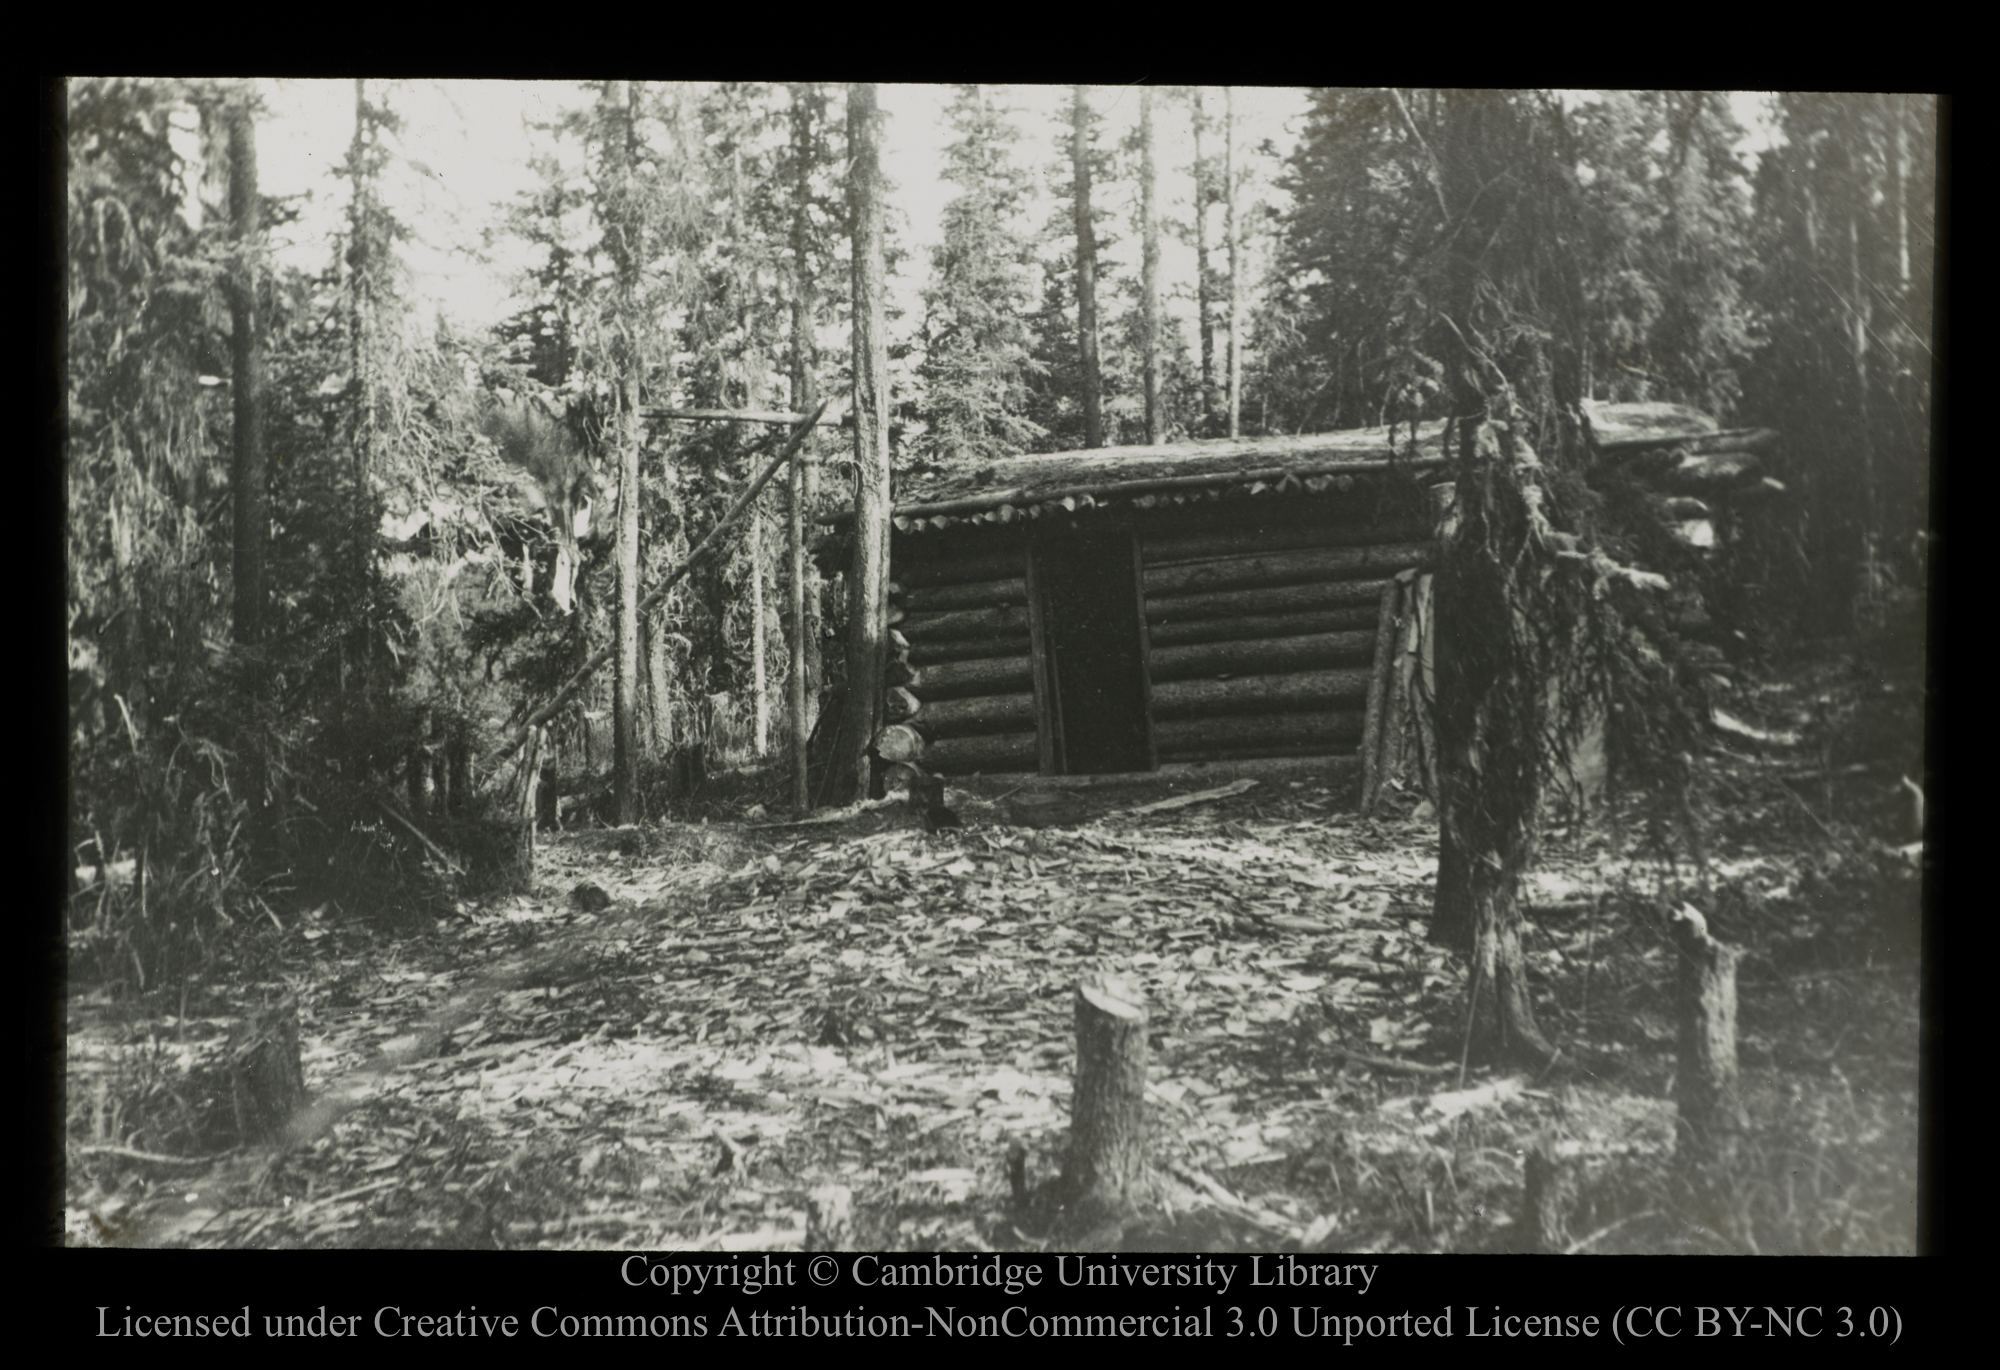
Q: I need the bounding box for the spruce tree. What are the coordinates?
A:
[915,84,1044,465]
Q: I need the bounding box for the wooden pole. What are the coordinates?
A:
[1360,578,1404,815]
[643,406,842,426]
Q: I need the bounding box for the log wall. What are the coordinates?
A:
[888,492,1432,776]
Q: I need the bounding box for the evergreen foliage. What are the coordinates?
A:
[914,85,1045,465]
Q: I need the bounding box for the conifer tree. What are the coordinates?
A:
[915,84,1044,465]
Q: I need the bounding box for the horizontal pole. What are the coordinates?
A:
[642,406,845,427]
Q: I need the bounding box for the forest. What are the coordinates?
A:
[63,82,1934,1259]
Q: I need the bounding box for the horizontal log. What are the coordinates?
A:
[885,659,918,688]
[1655,450,1767,495]
[1596,424,1780,457]
[947,754,1356,791]
[925,731,1040,775]
[1151,669,1372,720]
[1145,543,1431,597]
[907,634,1034,667]
[1147,607,1382,646]
[915,690,1038,739]
[858,458,1445,526]
[899,603,1035,643]
[918,652,1036,700]
[893,546,1028,589]
[1158,743,1355,765]
[1143,519,1432,566]
[900,575,1029,613]
[1154,709,1366,752]
[1149,631,1377,683]
[872,723,925,763]
[1148,577,1393,622]
[884,686,919,723]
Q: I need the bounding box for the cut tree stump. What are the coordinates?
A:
[228,1001,308,1148]
[1059,983,1153,1230]
[805,1185,854,1252]
[1521,1132,1571,1252]
[1672,904,1749,1175]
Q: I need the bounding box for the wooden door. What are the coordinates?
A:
[1027,529,1156,775]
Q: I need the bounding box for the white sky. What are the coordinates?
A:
[240,80,1310,347]
[230,83,1775,378]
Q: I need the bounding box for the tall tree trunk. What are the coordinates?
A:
[346,79,377,583]
[837,83,892,803]
[1427,90,1555,1069]
[1193,89,1218,434]
[1071,85,1104,449]
[789,82,823,811]
[1225,86,1243,440]
[1141,88,1163,446]
[610,80,643,825]
[227,94,267,647]
[751,506,768,755]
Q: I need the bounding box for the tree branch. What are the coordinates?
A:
[1386,88,1452,220]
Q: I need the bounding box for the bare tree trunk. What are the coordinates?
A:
[610,80,643,825]
[645,611,674,753]
[346,79,377,581]
[751,506,768,756]
[227,94,267,646]
[1192,89,1218,434]
[1225,86,1242,440]
[789,82,823,812]
[1141,87,1163,446]
[837,83,892,803]
[1072,85,1104,449]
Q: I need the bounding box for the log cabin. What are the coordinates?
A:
[821,402,1779,793]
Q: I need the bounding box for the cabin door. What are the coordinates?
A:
[1027,530,1156,775]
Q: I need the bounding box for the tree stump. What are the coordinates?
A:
[1672,905,1748,1175]
[805,1185,854,1252]
[228,1001,308,1147]
[1059,983,1152,1230]
[1520,1132,1571,1252]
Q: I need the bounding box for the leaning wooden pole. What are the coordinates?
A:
[487,405,827,771]
[1359,578,1403,814]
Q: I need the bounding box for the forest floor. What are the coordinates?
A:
[64,617,1926,1254]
